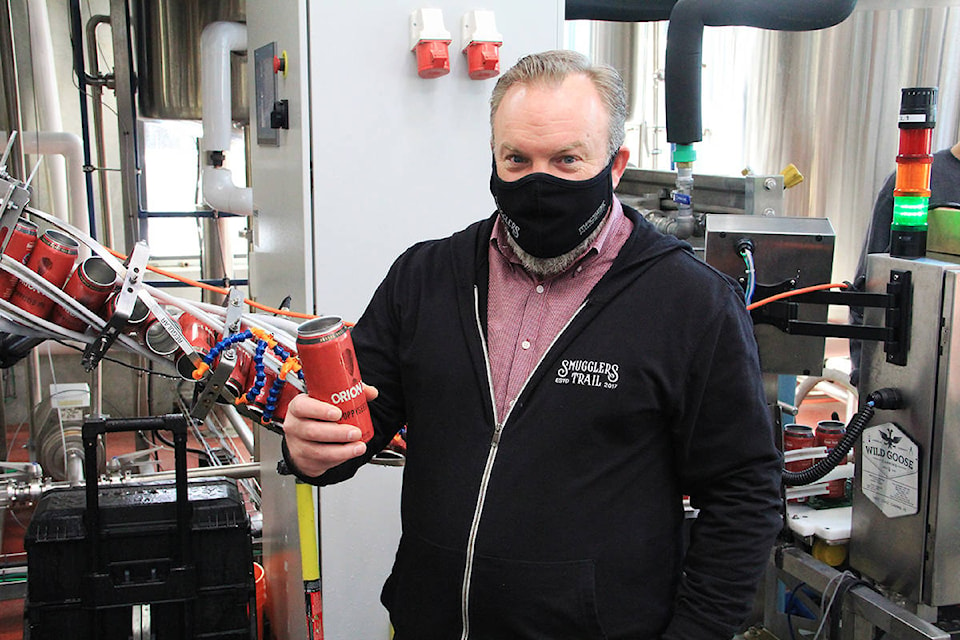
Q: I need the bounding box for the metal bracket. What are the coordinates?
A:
[750,271,913,365]
[81,242,150,371]
[0,180,33,255]
[189,287,245,422]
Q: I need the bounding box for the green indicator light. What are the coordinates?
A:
[892,195,929,229]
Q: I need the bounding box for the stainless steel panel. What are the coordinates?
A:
[705,214,835,375]
[852,254,960,606]
[260,433,308,640]
[928,269,960,605]
[133,0,248,122]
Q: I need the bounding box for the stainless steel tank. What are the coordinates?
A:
[134,0,248,122]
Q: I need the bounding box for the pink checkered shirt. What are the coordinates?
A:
[487,197,633,423]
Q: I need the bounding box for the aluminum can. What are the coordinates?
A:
[248,369,277,415]
[784,424,816,472]
[101,292,151,327]
[50,256,117,332]
[142,317,181,357]
[296,316,374,442]
[0,217,38,299]
[10,229,79,318]
[175,312,220,379]
[816,420,847,499]
[224,348,253,399]
[784,424,815,503]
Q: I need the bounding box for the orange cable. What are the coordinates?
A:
[105,247,319,319]
[746,283,848,311]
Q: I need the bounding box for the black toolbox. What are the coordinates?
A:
[24,414,256,639]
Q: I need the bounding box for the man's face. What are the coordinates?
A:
[492,74,626,186]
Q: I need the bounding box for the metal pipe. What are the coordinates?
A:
[25,0,69,221]
[67,0,100,240]
[0,0,24,178]
[215,404,255,457]
[122,461,261,482]
[85,14,114,248]
[779,546,950,640]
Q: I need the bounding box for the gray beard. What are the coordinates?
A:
[505,213,609,279]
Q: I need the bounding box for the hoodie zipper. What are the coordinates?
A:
[460,285,587,639]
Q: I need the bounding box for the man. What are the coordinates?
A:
[282,50,782,640]
[850,139,960,387]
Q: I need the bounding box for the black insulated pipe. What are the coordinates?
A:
[665,0,858,145]
[782,387,902,487]
[566,0,679,22]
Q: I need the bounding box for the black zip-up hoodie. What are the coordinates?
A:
[286,205,783,639]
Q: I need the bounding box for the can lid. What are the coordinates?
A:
[297,316,346,343]
[41,229,80,254]
[15,218,38,233]
[784,424,815,436]
[78,256,118,290]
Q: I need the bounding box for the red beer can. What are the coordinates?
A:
[784,424,816,472]
[0,217,38,299]
[101,292,151,328]
[10,229,79,318]
[784,424,815,503]
[246,368,276,418]
[816,420,848,499]
[225,347,253,399]
[297,316,374,442]
[175,312,220,379]
[50,256,117,332]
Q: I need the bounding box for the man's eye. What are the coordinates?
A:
[506,154,527,164]
[559,156,578,164]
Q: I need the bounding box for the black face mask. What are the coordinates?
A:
[490,155,615,259]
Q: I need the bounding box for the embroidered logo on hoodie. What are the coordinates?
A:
[555,359,619,389]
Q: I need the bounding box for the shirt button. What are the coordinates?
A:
[535,285,545,294]
[521,340,531,350]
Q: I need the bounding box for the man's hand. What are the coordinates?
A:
[283,384,379,477]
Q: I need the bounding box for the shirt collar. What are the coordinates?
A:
[490,196,626,270]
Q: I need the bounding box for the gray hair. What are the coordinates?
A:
[490,50,627,159]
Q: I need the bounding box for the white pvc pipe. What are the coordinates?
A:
[19,131,89,236]
[201,21,246,152]
[202,164,253,216]
[25,0,68,221]
[200,21,252,216]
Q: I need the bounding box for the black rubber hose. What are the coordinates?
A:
[782,387,901,487]
[665,0,858,145]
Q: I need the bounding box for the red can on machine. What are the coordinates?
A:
[244,367,276,419]
[816,420,848,499]
[784,424,816,503]
[223,348,252,399]
[50,256,117,332]
[10,229,79,318]
[0,217,38,299]
[101,292,151,329]
[175,312,220,380]
[296,316,374,442]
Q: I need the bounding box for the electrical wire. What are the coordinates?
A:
[746,283,848,312]
[53,339,183,380]
[104,247,318,319]
[813,570,861,640]
[740,247,756,306]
